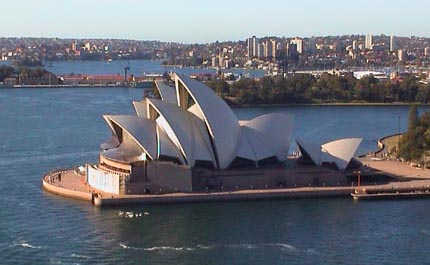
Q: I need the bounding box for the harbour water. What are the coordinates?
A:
[47,59,266,78]
[1,87,430,264]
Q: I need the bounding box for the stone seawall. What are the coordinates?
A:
[93,188,354,207]
[374,133,402,156]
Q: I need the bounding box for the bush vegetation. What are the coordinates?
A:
[206,73,430,105]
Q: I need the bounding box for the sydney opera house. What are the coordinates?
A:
[85,74,362,195]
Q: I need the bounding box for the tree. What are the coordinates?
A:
[408,104,418,130]
[0,66,14,82]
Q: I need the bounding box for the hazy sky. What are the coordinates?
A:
[1,0,429,43]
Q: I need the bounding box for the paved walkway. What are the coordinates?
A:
[360,157,430,180]
[43,170,115,200]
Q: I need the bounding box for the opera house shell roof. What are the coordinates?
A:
[296,138,363,170]
[101,74,294,170]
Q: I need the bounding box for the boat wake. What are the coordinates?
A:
[119,243,141,250]
[70,253,91,259]
[119,242,299,252]
[20,242,42,249]
[144,246,194,251]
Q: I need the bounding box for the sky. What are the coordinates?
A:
[1,0,429,43]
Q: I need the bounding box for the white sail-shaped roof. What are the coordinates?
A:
[101,115,121,150]
[321,138,363,170]
[187,103,205,121]
[132,100,147,117]
[156,125,185,164]
[296,139,322,166]
[236,126,275,162]
[146,98,216,168]
[103,115,157,160]
[154,81,177,104]
[175,74,240,169]
[244,113,294,161]
[99,73,297,169]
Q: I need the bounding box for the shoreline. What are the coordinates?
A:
[2,85,428,106]
[230,102,430,108]
[42,168,430,207]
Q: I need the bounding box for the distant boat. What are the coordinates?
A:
[107,59,113,62]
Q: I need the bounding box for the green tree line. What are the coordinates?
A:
[0,65,52,83]
[0,66,14,82]
[399,105,430,165]
[206,73,430,105]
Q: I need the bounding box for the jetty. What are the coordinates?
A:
[352,188,430,200]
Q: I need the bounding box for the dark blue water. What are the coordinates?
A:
[48,60,266,78]
[1,88,430,264]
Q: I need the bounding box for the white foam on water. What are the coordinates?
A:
[119,243,131,249]
[71,253,90,259]
[306,249,320,255]
[196,244,213,250]
[119,243,142,250]
[21,242,42,249]
[239,244,258,249]
[120,242,195,252]
[144,246,195,251]
[271,243,297,251]
[213,243,297,251]
[421,229,430,236]
[119,242,299,253]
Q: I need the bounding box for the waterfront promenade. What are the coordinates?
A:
[360,157,430,180]
[42,162,430,206]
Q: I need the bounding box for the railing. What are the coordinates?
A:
[97,164,130,177]
[44,168,69,183]
[374,133,403,157]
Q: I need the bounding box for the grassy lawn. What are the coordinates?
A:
[382,134,402,154]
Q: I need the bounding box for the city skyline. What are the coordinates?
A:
[1,0,430,43]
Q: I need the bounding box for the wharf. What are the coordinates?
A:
[352,190,430,200]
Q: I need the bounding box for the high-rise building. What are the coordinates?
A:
[290,38,303,54]
[271,39,278,59]
[258,42,264,58]
[211,56,219,68]
[262,41,268,58]
[365,34,373,50]
[352,40,358,51]
[84,42,91,51]
[286,43,297,57]
[262,39,278,59]
[425,47,430,57]
[398,49,406,62]
[247,36,259,58]
[390,35,397,52]
[71,42,78,52]
[307,38,316,54]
